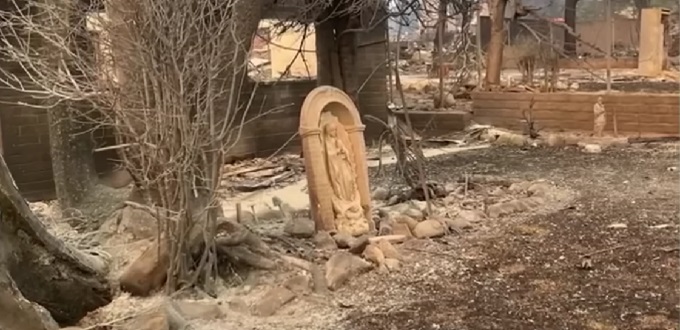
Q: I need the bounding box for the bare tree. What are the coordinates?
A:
[0,0,266,295]
[485,0,508,87]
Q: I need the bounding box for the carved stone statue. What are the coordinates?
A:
[299,86,372,236]
[321,115,369,236]
[593,96,606,137]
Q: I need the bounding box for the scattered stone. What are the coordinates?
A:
[387,195,400,205]
[118,206,159,240]
[376,239,400,260]
[174,300,224,321]
[488,186,505,196]
[252,287,296,316]
[409,200,428,212]
[503,200,530,212]
[394,215,419,231]
[122,303,188,330]
[369,235,408,244]
[309,264,329,295]
[518,196,544,209]
[123,308,170,330]
[508,181,531,193]
[434,92,456,108]
[404,209,424,222]
[527,182,550,197]
[389,203,411,214]
[283,217,315,238]
[391,222,414,238]
[378,221,393,236]
[456,210,486,223]
[362,244,387,272]
[447,217,474,231]
[325,252,373,291]
[226,298,249,314]
[348,235,370,254]
[332,233,354,249]
[371,187,390,201]
[283,274,311,295]
[413,219,446,238]
[582,144,602,153]
[486,200,526,218]
[313,231,337,250]
[607,223,628,229]
[384,258,401,271]
[119,239,169,296]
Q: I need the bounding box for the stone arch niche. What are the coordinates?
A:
[299,86,372,236]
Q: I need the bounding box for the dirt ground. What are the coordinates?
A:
[341,143,679,330]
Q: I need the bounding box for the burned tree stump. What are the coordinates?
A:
[0,154,113,325]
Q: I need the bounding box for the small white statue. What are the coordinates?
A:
[593,96,606,137]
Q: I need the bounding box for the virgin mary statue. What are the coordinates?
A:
[322,116,368,235]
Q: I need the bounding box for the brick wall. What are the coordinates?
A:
[471,92,680,135]
[0,21,388,201]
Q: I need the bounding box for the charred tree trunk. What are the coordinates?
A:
[0,154,112,326]
[0,265,60,330]
[48,107,98,212]
[315,10,360,102]
[47,0,100,222]
[563,0,578,56]
[485,0,508,88]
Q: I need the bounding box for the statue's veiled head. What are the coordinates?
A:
[324,121,339,138]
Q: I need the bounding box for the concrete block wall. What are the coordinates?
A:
[471,92,679,135]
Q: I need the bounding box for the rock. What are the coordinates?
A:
[174,300,224,321]
[369,235,408,244]
[486,201,521,218]
[376,239,400,260]
[225,298,249,314]
[348,235,370,255]
[384,258,401,271]
[283,274,310,295]
[504,200,529,212]
[252,287,296,316]
[119,239,169,296]
[313,231,337,250]
[447,217,473,231]
[456,210,486,223]
[545,133,567,147]
[123,308,170,330]
[325,252,373,291]
[413,219,446,238]
[118,206,159,240]
[434,92,456,108]
[100,168,133,188]
[527,182,550,197]
[309,264,329,295]
[582,144,602,153]
[371,187,390,201]
[403,208,424,221]
[394,215,419,231]
[391,222,414,238]
[390,203,411,214]
[508,181,531,193]
[378,222,393,236]
[283,217,315,238]
[518,196,544,209]
[362,244,386,270]
[409,200,428,212]
[332,233,354,249]
[122,303,188,330]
